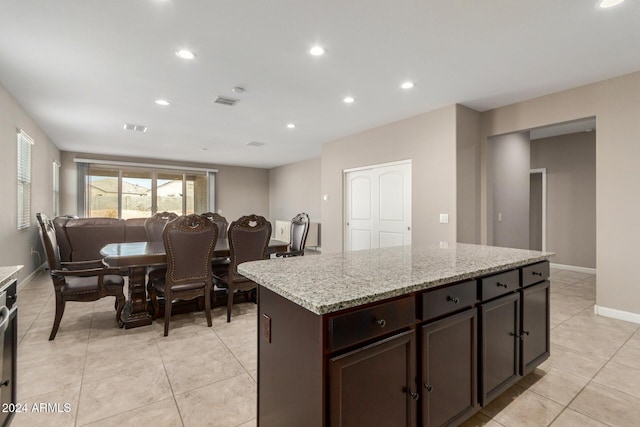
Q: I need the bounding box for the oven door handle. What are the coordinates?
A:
[0,306,15,334]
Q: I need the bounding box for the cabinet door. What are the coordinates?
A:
[480,292,520,406]
[520,281,550,375]
[329,330,417,427]
[422,308,477,427]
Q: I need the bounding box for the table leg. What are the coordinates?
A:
[121,266,153,329]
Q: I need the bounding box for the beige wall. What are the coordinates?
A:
[321,105,457,254]
[268,157,321,225]
[531,131,596,268]
[60,152,270,226]
[0,83,60,280]
[481,70,640,316]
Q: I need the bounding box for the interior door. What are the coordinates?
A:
[345,162,411,251]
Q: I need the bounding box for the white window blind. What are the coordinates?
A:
[17,130,34,230]
[53,160,61,216]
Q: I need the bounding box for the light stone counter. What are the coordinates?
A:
[0,265,23,291]
[239,243,553,315]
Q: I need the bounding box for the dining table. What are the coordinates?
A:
[100,238,289,329]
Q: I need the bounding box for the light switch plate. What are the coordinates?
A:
[439,214,449,224]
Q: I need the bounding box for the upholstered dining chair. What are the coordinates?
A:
[201,212,230,275]
[149,214,218,336]
[275,212,310,258]
[36,213,125,340]
[213,214,271,322]
[144,211,178,313]
[201,212,228,237]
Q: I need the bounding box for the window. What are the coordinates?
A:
[83,163,212,218]
[17,130,34,230]
[53,160,60,217]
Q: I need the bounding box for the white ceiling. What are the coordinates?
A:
[1,0,638,169]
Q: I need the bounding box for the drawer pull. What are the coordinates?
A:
[496,282,508,288]
[522,330,530,336]
[424,384,433,392]
[408,391,420,401]
[532,271,543,277]
[446,296,460,304]
[376,319,386,328]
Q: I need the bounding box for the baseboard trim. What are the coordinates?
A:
[594,305,640,325]
[18,263,47,292]
[550,263,596,275]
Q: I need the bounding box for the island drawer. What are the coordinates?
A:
[480,269,519,301]
[328,296,415,352]
[420,280,477,321]
[521,261,550,288]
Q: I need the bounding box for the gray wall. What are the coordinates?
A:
[60,152,270,226]
[487,132,531,250]
[0,82,60,280]
[481,70,640,316]
[530,131,596,268]
[268,157,321,225]
[456,105,482,244]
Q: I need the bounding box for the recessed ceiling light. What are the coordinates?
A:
[287,123,296,129]
[175,49,196,60]
[123,123,148,133]
[401,81,415,89]
[232,86,245,93]
[310,45,325,56]
[343,96,355,104]
[598,0,624,7]
[155,99,170,106]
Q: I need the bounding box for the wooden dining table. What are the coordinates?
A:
[101,238,289,329]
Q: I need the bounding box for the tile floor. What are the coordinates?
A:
[12,268,640,426]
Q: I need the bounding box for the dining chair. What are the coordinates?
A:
[149,214,218,336]
[201,212,231,275]
[36,213,125,340]
[144,212,178,314]
[213,214,271,322]
[275,212,310,258]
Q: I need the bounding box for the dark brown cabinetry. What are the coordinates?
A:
[330,330,416,427]
[520,264,550,375]
[479,292,520,405]
[421,308,477,427]
[257,261,550,427]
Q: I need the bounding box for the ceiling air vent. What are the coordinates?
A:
[246,141,265,147]
[213,96,238,106]
[123,123,148,132]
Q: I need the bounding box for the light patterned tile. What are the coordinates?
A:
[569,382,640,426]
[175,373,256,427]
[10,386,79,427]
[518,366,589,406]
[81,397,183,427]
[551,408,608,426]
[76,363,172,426]
[481,385,564,426]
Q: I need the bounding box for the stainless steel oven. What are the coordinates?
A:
[0,279,17,427]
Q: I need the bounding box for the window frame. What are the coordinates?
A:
[82,163,214,218]
[17,130,34,230]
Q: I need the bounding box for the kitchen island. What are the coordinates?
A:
[239,243,553,427]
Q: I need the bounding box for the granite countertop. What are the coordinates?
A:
[0,265,23,289]
[238,243,553,315]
